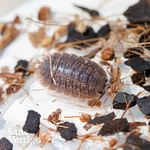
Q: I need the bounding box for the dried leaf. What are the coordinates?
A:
[110,67,121,93]
[37,130,52,148]
[29,28,46,47]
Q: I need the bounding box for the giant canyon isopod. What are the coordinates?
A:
[37,53,108,99]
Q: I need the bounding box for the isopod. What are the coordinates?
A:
[37,52,108,99]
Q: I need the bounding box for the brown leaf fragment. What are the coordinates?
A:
[0,25,20,51]
[126,128,142,137]
[83,123,92,131]
[29,28,46,47]
[87,99,102,107]
[6,84,21,95]
[54,25,68,40]
[109,138,118,148]
[110,67,121,93]
[0,88,4,101]
[129,121,147,130]
[101,48,115,61]
[40,35,55,50]
[79,113,92,123]
[0,72,23,79]
[37,130,52,148]
[115,57,122,64]
[12,15,21,24]
[100,61,111,66]
[47,108,61,123]
[38,7,50,21]
[1,66,9,73]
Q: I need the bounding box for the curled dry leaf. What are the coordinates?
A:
[109,138,118,148]
[115,57,122,64]
[54,25,68,40]
[29,28,46,47]
[101,48,115,61]
[0,25,20,51]
[79,113,91,123]
[37,130,52,148]
[110,66,121,94]
[38,7,50,21]
[87,99,102,107]
[40,35,55,50]
[0,88,4,101]
[1,66,9,73]
[48,108,62,123]
[103,32,118,49]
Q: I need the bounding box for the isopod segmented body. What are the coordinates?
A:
[37,52,108,99]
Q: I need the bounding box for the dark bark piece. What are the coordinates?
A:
[123,135,150,150]
[88,112,116,125]
[145,69,150,78]
[65,24,96,49]
[0,137,13,150]
[57,122,77,141]
[23,110,41,134]
[131,72,145,85]
[74,4,99,17]
[97,24,111,38]
[113,92,137,110]
[98,118,129,136]
[139,30,150,51]
[137,95,150,115]
[15,60,28,76]
[123,0,150,24]
[124,56,150,73]
[124,47,144,58]
[140,85,150,92]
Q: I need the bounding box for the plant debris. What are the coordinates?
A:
[79,113,91,123]
[37,130,52,148]
[98,118,129,136]
[97,24,110,38]
[123,0,150,24]
[123,135,150,150]
[137,95,150,115]
[6,84,21,95]
[65,23,96,48]
[57,122,77,141]
[113,92,137,110]
[29,27,46,47]
[88,112,116,125]
[129,121,147,130]
[124,56,150,73]
[14,60,28,76]
[139,30,150,51]
[0,24,20,51]
[131,72,145,85]
[38,7,50,21]
[124,47,144,58]
[0,137,13,150]
[101,48,114,61]
[74,4,99,17]
[23,110,41,134]
[87,98,102,107]
[47,108,61,123]
[110,66,121,93]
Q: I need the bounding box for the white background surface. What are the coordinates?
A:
[0,0,147,150]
